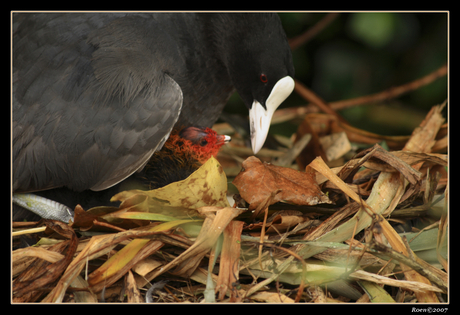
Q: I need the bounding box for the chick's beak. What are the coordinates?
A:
[216,134,232,146]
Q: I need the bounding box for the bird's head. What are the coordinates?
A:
[219,14,295,154]
[164,126,231,164]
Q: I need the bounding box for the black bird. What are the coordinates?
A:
[12,13,295,219]
[13,126,230,222]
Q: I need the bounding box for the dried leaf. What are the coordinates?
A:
[294,159,404,258]
[216,220,244,301]
[352,270,443,294]
[13,220,78,301]
[143,206,245,283]
[124,270,143,303]
[13,246,65,265]
[295,113,411,168]
[105,211,179,222]
[437,189,448,271]
[369,241,448,294]
[250,291,295,303]
[13,241,70,302]
[233,156,331,211]
[357,280,396,303]
[307,286,327,303]
[87,220,196,293]
[132,257,163,277]
[71,205,149,232]
[403,101,446,154]
[309,156,366,205]
[41,232,132,302]
[273,133,311,167]
[246,211,312,234]
[319,131,351,162]
[377,103,446,303]
[70,275,98,303]
[111,157,230,217]
[245,257,348,286]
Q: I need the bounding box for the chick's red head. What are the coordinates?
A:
[164,127,230,164]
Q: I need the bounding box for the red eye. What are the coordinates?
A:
[259,73,268,83]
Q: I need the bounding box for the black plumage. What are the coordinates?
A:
[13,13,294,197]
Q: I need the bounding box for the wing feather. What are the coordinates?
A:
[13,14,184,193]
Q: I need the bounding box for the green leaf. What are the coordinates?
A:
[357,280,396,303]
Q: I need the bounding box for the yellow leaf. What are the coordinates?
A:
[111,157,230,217]
[87,219,198,292]
[143,206,245,282]
[105,211,179,222]
[357,280,395,303]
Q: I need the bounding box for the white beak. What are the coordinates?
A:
[249,76,295,154]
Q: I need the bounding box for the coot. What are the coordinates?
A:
[12,13,294,219]
[13,126,230,222]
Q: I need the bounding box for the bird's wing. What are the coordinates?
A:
[13,13,183,193]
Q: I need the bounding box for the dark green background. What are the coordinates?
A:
[222,12,448,138]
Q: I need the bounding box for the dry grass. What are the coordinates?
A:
[12,99,448,303]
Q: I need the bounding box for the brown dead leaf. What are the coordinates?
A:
[382,102,446,303]
[13,220,78,302]
[124,270,143,303]
[295,113,411,168]
[246,210,313,235]
[250,291,295,303]
[319,131,351,162]
[42,226,179,301]
[13,241,69,302]
[143,206,245,283]
[13,246,65,269]
[233,156,331,213]
[86,221,195,294]
[437,188,448,272]
[216,220,244,301]
[71,204,149,232]
[403,101,446,154]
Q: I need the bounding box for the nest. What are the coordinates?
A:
[12,100,447,303]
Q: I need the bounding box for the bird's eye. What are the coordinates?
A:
[259,73,268,83]
[200,139,208,146]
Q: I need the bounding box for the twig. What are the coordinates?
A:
[369,242,448,293]
[289,13,340,50]
[92,220,127,232]
[258,207,269,271]
[278,64,447,120]
[294,79,346,122]
[12,226,47,237]
[243,242,307,299]
[329,64,447,111]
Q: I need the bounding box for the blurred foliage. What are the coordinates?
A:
[223,12,447,137]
